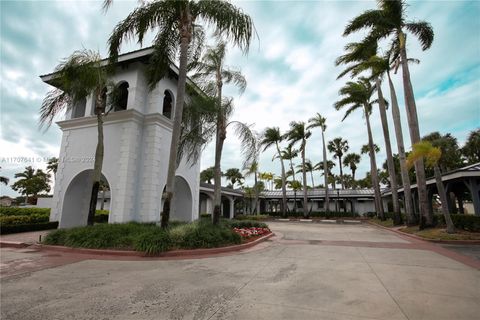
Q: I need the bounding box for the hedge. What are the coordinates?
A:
[265,211,360,218]
[0,214,50,225]
[436,214,480,232]
[0,207,51,216]
[0,221,59,234]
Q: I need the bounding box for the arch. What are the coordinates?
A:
[171,176,192,221]
[114,81,129,111]
[60,170,111,228]
[72,97,86,118]
[162,90,174,119]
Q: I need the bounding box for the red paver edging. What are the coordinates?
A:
[367,221,480,245]
[29,232,274,258]
[0,241,30,249]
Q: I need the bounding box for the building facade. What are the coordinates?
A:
[41,49,200,228]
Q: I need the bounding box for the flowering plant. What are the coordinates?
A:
[232,227,270,238]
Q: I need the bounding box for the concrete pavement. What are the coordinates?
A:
[1,222,479,320]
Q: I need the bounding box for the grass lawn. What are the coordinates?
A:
[400,226,480,241]
[43,219,270,254]
[369,218,395,228]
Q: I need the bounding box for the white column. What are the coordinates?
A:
[229,197,235,219]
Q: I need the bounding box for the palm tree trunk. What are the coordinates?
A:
[301,142,308,217]
[276,142,288,217]
[399,33,431,228]
[254,170,259,214]
[310,171,315,190]
[290,158,297,213]
[101,187,105,210]
[322,130,329,213]
[338,157,344,189]
[365,106,385,220]
[213,70,225,225]
[87,112,104,225]
[387,71,416,225]
[375,77,402,225]
[161,19,191,228]
[434,165,455,233]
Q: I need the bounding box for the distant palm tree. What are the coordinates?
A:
[296,160,315,189]
[407,141,455,233]
[107,0,255,228]
[281,145,299,213]
[224,168,244,188]
[361,144,380,155]
[344,0,434,227]
[308,113,330,212]
[334,78,384,219]
[260,127,288,216]
[343,153,361,183]
[46,157,58,180]
[11,166,51,205]
[285,121,312,217]
[200,167,215,184]
[328,138,349,189]
[40,49,116,225]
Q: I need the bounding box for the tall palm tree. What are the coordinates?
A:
[192,41,249,224]
[344,0,434,227]
[285,121,312,217]
[407,141,455,233]
[40,49,116,226]
[343,153,361,183]
[260,127,288,217]
[281,145,299,213]
[336,42,402,224]
[328,138,349,190]
[46,157,58,180]
[107,0,254,228]
[361,143,380,155]
[334,78,385,219]
[308,113,330,212]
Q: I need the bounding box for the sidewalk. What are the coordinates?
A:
[0,230,52,247]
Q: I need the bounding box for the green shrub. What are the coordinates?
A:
[0,214,50,225]
[449,214,480,232]
[0,207,51,216]
[94,210,110,223]
[200,213,211,218]
[235,214,269,221]
[228,220,268,228]
[180,221,241,249]
[135,230,172,254]
[0,221,59,234]
[43,228,68,245]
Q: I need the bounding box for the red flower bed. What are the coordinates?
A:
[233,227,271,239]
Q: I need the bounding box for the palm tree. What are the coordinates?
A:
[344,0,434,227]
[46,157,58,180]
[328,138,349,190]
[343,153,361,183]
[285,121,312,217]
[200,167,215,184]
[191,41,249,224]
[0,167,8,185]
[260,127,288,217]
[407,141,455,233]
[308,113,330,212]
[244,160,260,214]
[224,168,244,188]
[281,145,299,213]
[107,0,254,228]
[11,166,51,205]
[296,160,315,189]
[361,143,380,155]
[334,78,384,219]
[462,129,480,164]
[336,42,402,225]
[40,49,116,225]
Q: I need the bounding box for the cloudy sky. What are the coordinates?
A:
[1,0,479,197]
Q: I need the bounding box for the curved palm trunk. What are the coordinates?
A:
[253,169,260,214]
[399,33,430,228]
[276,142,288,217]
[213,69,225,225]
[161,18,191,228]
[322,130,329,213]
[364,106,385,220]
[434,165,455,233]
[87,112,104,225]
[387,72,416,225]
[338,157,344,190]
[301,141,308,217]
[310,171,315,189]
[375,77,402,225]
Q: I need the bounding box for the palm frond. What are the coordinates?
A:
[230,121,257,169]
[405,21,434,50]
[343,9,385,36]
[39,90,71,129]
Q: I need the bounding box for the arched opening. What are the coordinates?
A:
[221,196,231,218]
[114,81,129,111]
[199,192,212,215]
[171,176,192,221]
[60,170,111,228]
[162,90,174,119]
[72,97,86,118]
[94,87,108,115]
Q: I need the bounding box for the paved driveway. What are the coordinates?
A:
[1,222,479,320]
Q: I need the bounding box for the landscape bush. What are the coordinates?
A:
[0,207,51,216]
[1,222,59,234]
[234,214,270,221]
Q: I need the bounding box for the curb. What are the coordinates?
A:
[367,221,480,245]
[0,241,30,249]
[29,232,275,258]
